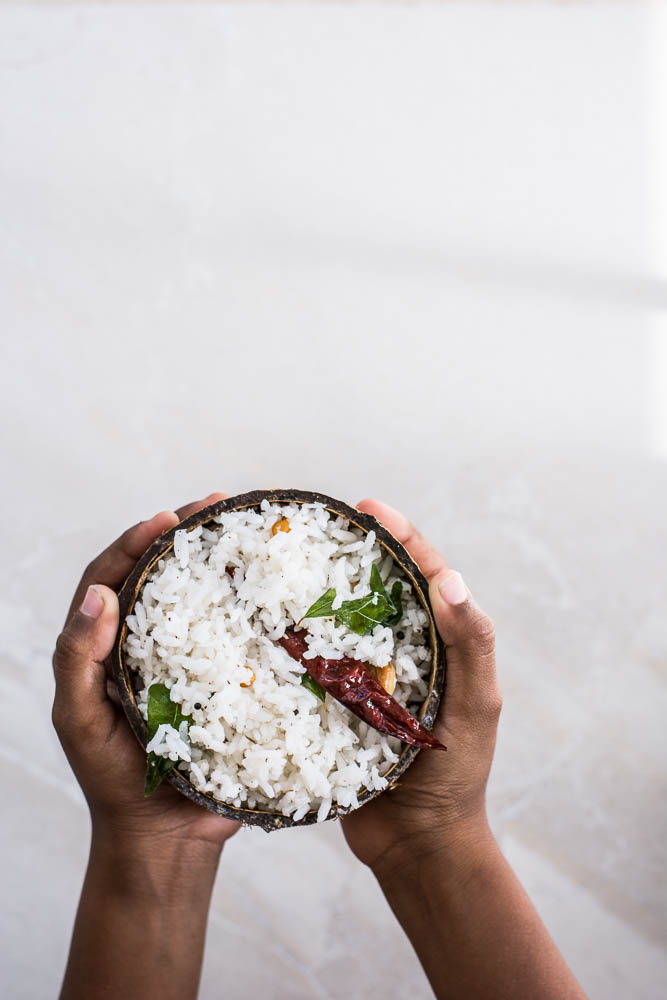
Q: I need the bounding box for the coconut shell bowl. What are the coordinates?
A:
[110,489,446,831]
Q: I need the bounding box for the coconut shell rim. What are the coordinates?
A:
[110,488,446,832]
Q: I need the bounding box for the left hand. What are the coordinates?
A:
[52,493,240,856]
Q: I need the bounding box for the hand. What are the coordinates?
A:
[341,498,502,877]
[341,501,585,1000]
[52,493,240,856]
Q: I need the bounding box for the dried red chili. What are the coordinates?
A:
[279,628,446,750]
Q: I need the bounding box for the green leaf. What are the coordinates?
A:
[301,587,337,622]
[300,564,404,637]
[144,754,174,797]
[369,563,386,596]
[369,565,402,624]
[300,672,327,704]
[386,581,404,627]
[144,683,191,797]
[335,592,395,636]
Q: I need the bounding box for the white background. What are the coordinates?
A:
[1,3,666,998]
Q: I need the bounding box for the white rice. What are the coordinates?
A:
[124,501,430,821]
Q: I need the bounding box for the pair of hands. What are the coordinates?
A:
[52,492,501,873]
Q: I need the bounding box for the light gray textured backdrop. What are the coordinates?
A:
[1,3,665,998]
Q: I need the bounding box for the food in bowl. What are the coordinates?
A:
[122,498,443,825]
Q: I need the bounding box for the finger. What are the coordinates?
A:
[53,584,120,737]
[106,679,122,706]
[66,510,179,624]
[428,570,501,720]
[358,499,500,719]
[175,492,228,522]
[357,498,450,582]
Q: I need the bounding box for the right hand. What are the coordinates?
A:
[341,498,502,876]
[51,493,240,853]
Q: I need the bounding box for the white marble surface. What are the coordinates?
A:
[1,3,666,998]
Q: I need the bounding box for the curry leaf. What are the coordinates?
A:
[335,592,394,635]
[301,564,404,637]
[301,588,337,622]
[300,672,327,704]
[369,565,403,625]
[386,581,404,627]
[144,683,191,797]
[369,563,385,596]
[144,754,174,797]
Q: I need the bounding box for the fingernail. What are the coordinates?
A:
[439,571,468,606]
[80,585,104,619]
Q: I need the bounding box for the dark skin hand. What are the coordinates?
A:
[53,493,586,1000]
[52,494,238,1000]
[342,499,587,1000]
[342,498,501,871]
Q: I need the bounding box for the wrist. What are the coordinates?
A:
[371,813,499,895]
[88,824,222,908]
[61,817,222,1000]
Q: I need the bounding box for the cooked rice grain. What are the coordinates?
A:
[124,501,430,820]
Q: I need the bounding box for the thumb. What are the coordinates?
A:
[52,585,120,734]
[428,571,502,723]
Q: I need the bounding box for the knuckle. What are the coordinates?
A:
[471,610,496,654]
[54,628,80,666]
[84,556,101,581]
[51,699,62,732]
[488,683,503,718]
[460,687,501,726]
[476,684,502,725]
[52,698,95,745]
[51,698,69,738]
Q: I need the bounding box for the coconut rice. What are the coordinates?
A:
[123,501,431,822]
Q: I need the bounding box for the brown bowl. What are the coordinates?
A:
[111,488,446,831]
